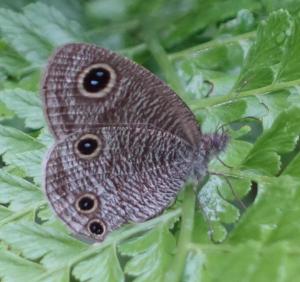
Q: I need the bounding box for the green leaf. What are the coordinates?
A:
[277,17,300,82]
[215,139,253,168]
[0,0,32,10]
[182,250,205,282]
[0,101,13,121]
[0,40,29,78]
[23,3,84,47]
[0,171,42,211]
[0,3,84,65]
[282,152,300,177]
[0,206,13,220]
[195,100,247,132]
[73,246,124,282]
[0,89,44,129]
[0,125,44,162]
[173,43,245,100]
[262,0,300,13]
[256,90,294,129]
[0,8,51,65]
[229,176,300,243]
[8,148,45,184]
[0,250,45,282]
[119,223,176,281]
[198,175,251,242]
[161,0,261,47]
[0,222,87,269]
[217,9,256,37]
[234,10,293,91]
[242,107,300,175]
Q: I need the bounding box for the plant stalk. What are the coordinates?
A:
[143,31,185,96]
[164,184,196,282]
[189,78,300,111]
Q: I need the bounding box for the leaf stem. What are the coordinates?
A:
[164,184,196,282]
[189,78,300,111]
[0,208,32,226]
[72,208,181,265]
[144,32,185,96]
[120,30,256,61]
[86,19,139,36]
[169,31,257,60]
[210,167,275,185]
[34,208,181,281]
[120,43,147,58]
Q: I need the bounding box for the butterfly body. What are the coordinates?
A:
[42,43,226,241]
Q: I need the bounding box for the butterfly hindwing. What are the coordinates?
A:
[45,126,195,241]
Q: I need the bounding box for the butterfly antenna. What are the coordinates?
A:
[194,176,222,243]
[223,175,247,210]
[203,80,214,98]
[197,197,220,244]
[215,122,224,134]
[210,172,246,210]
[216,155,233,169]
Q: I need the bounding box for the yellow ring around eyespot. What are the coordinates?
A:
[74,133,101,160]
[87,218,107,238]
[75,193,99,214]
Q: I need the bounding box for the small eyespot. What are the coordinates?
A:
[78,138,97,155]
[77,63,116,98]
[75,134,101,159]
[88,219,106,237]
[75,193,98,214]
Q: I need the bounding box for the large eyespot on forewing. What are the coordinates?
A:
[77,63,116,98]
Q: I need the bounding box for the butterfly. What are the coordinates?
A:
[41,43,227,242]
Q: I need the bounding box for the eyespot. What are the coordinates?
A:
[75,193,98,214]
[75,134,101,159]
[88,219,106,237]
[77,63,116,98]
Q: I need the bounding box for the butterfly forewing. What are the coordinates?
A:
[42,43,201,146]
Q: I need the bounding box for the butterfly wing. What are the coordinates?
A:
[42,43,201,146]
[42,43,205,241]
[45,126,198,241]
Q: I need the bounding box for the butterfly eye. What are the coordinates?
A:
[78,63,116,98]
[88,219,106,237]
[75,134,101,159]
[75,193,98,214]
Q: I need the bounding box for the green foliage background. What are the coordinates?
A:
[0,0,300,281]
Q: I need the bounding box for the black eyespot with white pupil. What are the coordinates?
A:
[77,137,98,155]
[75,134,101,160]
[75,193,99,214]
[88,219,105,236]
[78,196,95,211]
[78,63,116,98]
[83,67,110,93]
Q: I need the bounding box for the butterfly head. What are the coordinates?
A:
[200,130,229,159]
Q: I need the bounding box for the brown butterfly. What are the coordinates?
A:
[41,43,227,242]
